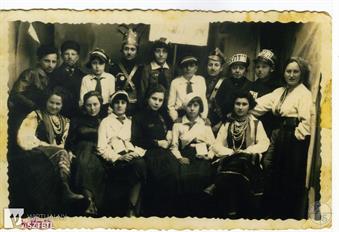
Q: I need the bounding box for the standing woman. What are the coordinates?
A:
[67,91,107,215]
[170,93,215,217]
[132,84,179,217]
[97,90,147,217]
[210,91,270,219]
[251,57,312,219]
[17,87,85,213]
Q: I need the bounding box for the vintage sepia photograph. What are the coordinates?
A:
[0,9,332,230]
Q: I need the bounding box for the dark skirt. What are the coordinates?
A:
[214,153,264,218]
[142,147,179,217]
[263,118,310,219]
[72,141,106,211]
[103,157,146,216]
[179,147,213,195]
[11,146,66,215]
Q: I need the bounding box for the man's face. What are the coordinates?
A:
[230,63,247,79]
[62,49,79,67]
[207,59,223,77]
[122,44,137,61]
[39,53,58,74]
[255,61,273,79]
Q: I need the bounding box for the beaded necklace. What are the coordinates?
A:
[230,116,249,151]
[49,114,63,135]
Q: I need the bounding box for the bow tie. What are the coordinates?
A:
[117,116,126,124]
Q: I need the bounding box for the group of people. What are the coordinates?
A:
[8,27,313,220]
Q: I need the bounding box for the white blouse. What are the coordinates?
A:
[170,116,215,159]
[79,72,115,106]
[97,113,145,162]
[212,115,270,157]
[167,75,208,121]
[251,83,312,140]
[17,111,70,151]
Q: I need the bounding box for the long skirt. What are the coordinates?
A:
[214,153,264,219]
[263,118,310,219]
[176,147,213,217]
[12,146,70,215]
[102,157,147,216]
[142,147,179,217]
[72,141,107,212]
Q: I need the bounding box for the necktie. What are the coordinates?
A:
[185,121,196,129]
[117,116,126,124]
[158,67,167,88]
[95,77,102,94]
[186,81,193,94]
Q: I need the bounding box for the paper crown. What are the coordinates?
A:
[255,49,276,66]
[180,56,198,65]
[110,90,130,103]
[228,53,249,66]
[208,47,225,63]
[118,25,139,47]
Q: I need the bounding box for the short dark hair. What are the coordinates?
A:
[232,91,257,111]
[282,57,310,88]
[187,96,204,113]
[43,86,67,109]
[37,44,59,60]
[83,91,103,106]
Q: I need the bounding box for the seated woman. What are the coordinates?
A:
[170,93,215,217]
[210,91,270,219]
[67,91,107,216]
[16,87,85,214]
[132,84,179,217]
[97,90,146,217]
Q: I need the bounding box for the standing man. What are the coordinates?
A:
[215,53,252,119]
[9,44,59,139]
[50,40,85,118]
[205,48,226,133]
[109,27,144,116]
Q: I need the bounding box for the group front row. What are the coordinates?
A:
[16,64,311,220]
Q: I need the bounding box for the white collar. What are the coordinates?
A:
[90,72,108,80]
[150,61,169,70]
[182,115,204,124]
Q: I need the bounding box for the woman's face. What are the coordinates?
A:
[85,96,101,117]
[230,63,247,79]
[255,61,273,79]
[113,99,127,116]
[154,48,168,65]
[63,49,79,67]
[122,44,137,61]
[183,62,198,78]
[46,94,63,115]
[284,61,301,87]
[39,53,58,74]
[233,97,250,118]
[148,92,164,111]
[207,60,223,77]
[186,101,200,119]
[91,59,105,76]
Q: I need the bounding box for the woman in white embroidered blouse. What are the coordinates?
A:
[17,87,85,211]
[251,57,312,219]
[97,90,146,217]
[207,91,269,219]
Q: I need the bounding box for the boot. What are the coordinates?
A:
[59,169,85,202]
[84,190,98,216]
